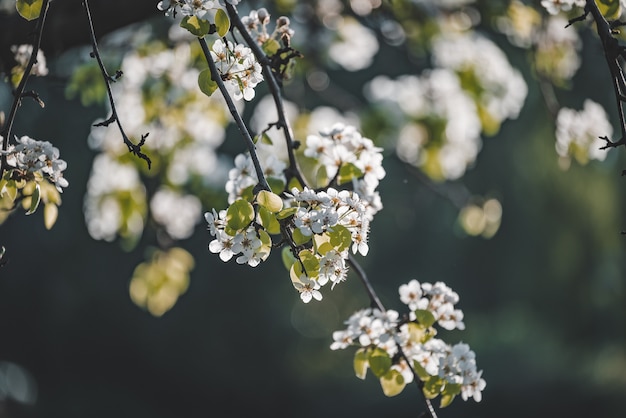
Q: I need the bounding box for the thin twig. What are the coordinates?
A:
[225,3,310,189]
[82,0,151,168]
[197,37,271,193]
[0,0,51,177]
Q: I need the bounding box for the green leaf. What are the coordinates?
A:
[298,249,319,277]
[423,376,444,400]
[5,180,17,202]
[598,0,621,19]
[180,15,211,37]
[281,247,296,271]
[439,383,462,408]
[327,224,352,252]
[267,177,285,195]
[258,206,281,235]
[43,203,58,230]
[292,227,312,246]
[412,359,432,380]
[353,348,369,380]
[368,347,392,378]
[262,39,281,56]
[337,162,363,185]
[379,369,406,397]
[414,309,437,328]
[225,199,255,231]
[256,190,283,213]
[26,183,40,215]
[276,207,297,220]
[215,8,231,37]
[198,68,218,97]
[16,0,43,21]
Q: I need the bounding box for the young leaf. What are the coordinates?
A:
[281,246,296,271]
[414,309,437,328]
[298,249,319,277]
[379,369,406,397]
[16,0,43,21]
[258,206,281,235]
[180,16,211,37]
[26,183,41,215]
[292,228,312,246]
[43,203,58,230]
[256,190,283,213]
[198,68,218,97]
[337,162,363,185]
[353,348,369,380]
[215,8,231,37]
[439,383,462,408]
[327,224,351,252]
[262,39,280,56]
[225,199,255,231]
[367,347,392,378]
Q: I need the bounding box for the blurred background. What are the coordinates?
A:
[1,0,626,417]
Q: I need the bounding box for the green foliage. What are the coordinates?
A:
[65,63,108,106]
[215,9,230,37]
[225,199,254,231]
[198,68,218,97]
[16,0,43,21]
[180,16,211,37]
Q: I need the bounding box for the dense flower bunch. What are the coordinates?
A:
[331,279,485,405]
[210,39,263,101]
[0,136,67,229]
[555,99,612,166]
[206,123,385,303]
[1,136,68,192]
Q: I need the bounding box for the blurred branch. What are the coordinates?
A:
[0,0,51,177]
[82,0,151,168]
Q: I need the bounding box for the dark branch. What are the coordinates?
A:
[82,0,151,168]
[0,0,51,177]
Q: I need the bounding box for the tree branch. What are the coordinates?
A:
[0,0,51,177]
[225,3,310,189]
[82,0,151,168]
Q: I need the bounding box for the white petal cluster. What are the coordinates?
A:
[150,188,202,239]
[400,279,465,330]
[2,135,68,192]
[328,17,379,72]
[289,186,371,257]
[304,122,385,218]
[11,44,48,77]
[331,280,484,402]
[366,69,481,180]
[555,99,612,164]
[431,31,528,125]
[211,39,264,101]
[84,154,146,242]
[225,145,287,203]
[205,209,270,267]
[540,0,585,15]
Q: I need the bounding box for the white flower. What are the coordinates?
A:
[180,0,214,20]
[293,275,323,303]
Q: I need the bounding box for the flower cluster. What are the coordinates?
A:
[304,123,385,218]
[555,99,612,166]
[540,0,585,15]
[1,135,68,192]
[241,8,295,46]
[11,44,49,78]
[210,39,264,101]
[205,207,271,267]
[331,279,485,405]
